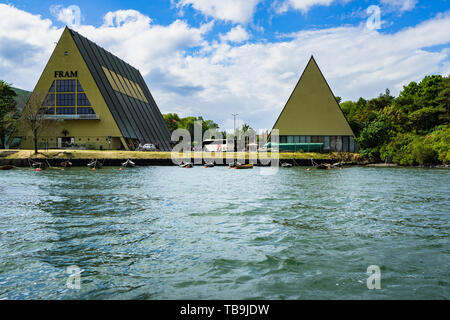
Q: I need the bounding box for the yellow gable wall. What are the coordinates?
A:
[16,28,123,149]
[273,57,355,136]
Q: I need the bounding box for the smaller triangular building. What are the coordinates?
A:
[11,27,171,151]
[272,56,357,152]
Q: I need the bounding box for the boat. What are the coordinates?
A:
[31,162,47,169]
[228,161,241,169]
[87,160,102,169]
[179,162,193,168]
[122,159,136,168]
[316,163,331,170]
[0,165,14,170]
[204,162,215,168]
[61,161,73,168]
[281,162,293,168]
[235,164,254,170]
[311,159,332,170]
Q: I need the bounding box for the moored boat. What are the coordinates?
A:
[61,161,73,168]
[179,162,193,168]
[122,159,136,168]
[228,161,241,169]
[0,165,14,170]
[31,162,47,169]
[281,162,293,168]
[87,159,102,169]
[316,163,331,170]
[311,159,332,170]
[235,163,254,170]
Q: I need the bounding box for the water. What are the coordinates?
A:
[0,166,449,300]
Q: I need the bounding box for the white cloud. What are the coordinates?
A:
[0,4,211,88]
[380,0,417,13]
[220,26,250,43]
[0,3,449,131]
[103,9,150,27]
[50,5,82,27]
[275,0,336,14]
[0,4,61,91]
[174,0,261,24]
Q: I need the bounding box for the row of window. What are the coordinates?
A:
[49,80,84,93]
[102,66,149,103]
[278,136,359,152]
[41,107,95,115]
[43,93,91,107]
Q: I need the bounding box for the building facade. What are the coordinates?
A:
[272,56,358,153]
[10,27,171,151]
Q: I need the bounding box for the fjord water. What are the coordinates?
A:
[0,166,448,299]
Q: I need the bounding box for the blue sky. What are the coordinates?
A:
[8,1,450,42]
[0,0,449,129]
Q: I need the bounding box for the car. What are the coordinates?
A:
[141,143,156,151]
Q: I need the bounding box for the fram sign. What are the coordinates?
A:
[54,71,78,78]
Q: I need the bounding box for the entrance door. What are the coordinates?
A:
[59,137,74,148]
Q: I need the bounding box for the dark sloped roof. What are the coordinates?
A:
[68,28,172,151]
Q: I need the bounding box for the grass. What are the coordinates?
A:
[0,149,360,161]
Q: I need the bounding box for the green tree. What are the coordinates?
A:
[163,113,181,133]
[356,114,390,161]
[437,76,450,119]
[0,81,18,149]
[241,123,252,133]
[163,113,220,145]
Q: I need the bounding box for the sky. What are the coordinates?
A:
[0,0,449,130]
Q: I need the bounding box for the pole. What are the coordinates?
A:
[232,113,238,153]
[232,113,238,134]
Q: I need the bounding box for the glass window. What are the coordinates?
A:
[306,136,311,143]
[77,107,95,114]
[43,79,96,116]
[324,136,330,150]
[77,80,84,92]
[45,107,55,114]
[57,80,76,92]
[343,136,349,152]
[280,136,287,144]
[56,107,76,115]
[336,136,342,152]
[49,81,55,93]
[294,136,300,143]
[56,93,76,106]
[43,94,55,106]
[287,136,294,143]
[330,136,336,151]
[300,136,306,143]
[349,136,355,153]
[77,93,91,106]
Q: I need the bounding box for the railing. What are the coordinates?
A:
[42,114,100,120]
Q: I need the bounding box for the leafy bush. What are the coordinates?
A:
[411,139,438,165]
[426,125,450,164]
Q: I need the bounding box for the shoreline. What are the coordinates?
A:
[0,158,342,167]
[0,150,448,168]
[0,158,448,168]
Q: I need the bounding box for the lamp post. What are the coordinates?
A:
[232,113,238,154]
[232,113,238,135]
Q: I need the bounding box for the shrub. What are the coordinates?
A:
[411,140,438,165]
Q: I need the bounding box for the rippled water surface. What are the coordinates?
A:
[0,166,449,299]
